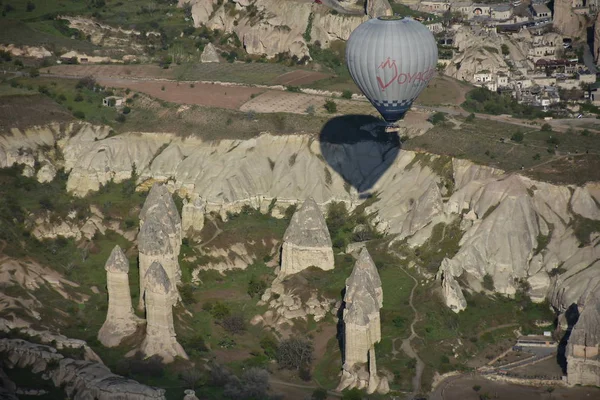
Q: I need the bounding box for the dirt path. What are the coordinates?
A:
[400,266,425,396]
[476,323,519,339]
[196,215,222,251]
[269,378,342,400]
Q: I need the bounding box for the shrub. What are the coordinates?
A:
[312,388,328,400]
[510,131,524,143]
[546,136,559,145]
[26,1,36,12]
[305,105,315,116]
[482,274,494,291]
[73,110,85,119]
[210,301,230,319]
[76,76,96,90]
[74,93,84,102]
[247,277,267,298]
[260,335,278,359]
[341,89,352,99]
[13,59,23,67]
[122,106,131,115]
[286,86,301,93]
[541,123,552,132]
[29,68,39,77]
[465,113,475,122]
[115,114,126,123]
[430,112,446,125]
[324,99,337,114]
[161,85,165,91]
[501,44,509,56]
[221,314,246,334]
[179,284,195,304]
[277,337,313,371]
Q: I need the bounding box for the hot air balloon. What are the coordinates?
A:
[345,16,438,132]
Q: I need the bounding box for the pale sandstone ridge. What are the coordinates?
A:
[0,338,166,399]
[279,197,334,277]
[338,248,388,395]
[566,286,600,386]
[180,0,369,59]
[98,246,140,347]
[140,262,188,363]
[138,183,182,310]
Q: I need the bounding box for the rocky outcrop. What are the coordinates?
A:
[140,262,187,363]
[441,268,466,313]
[552,0,588,39]
[366,0,392,18]
[279,197,334,277]
[0,338,166,399]
[566,286,600,386]
[338,249,388,395]
[138,183,182,309]
[181,197,206,236]
[182,0,368,59]
[256,279,337,328]
[0,44,52,58]
[98,246,140,348]
[201,43,220,63]
[444,26,508,83]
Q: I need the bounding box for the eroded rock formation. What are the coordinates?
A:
[98,245,140,347]
[566,286,600,386]
[140,262,188,363]
[279,197,334,277]
[138,183,182,309]
[181,197,206,236]
[0,338,166,399]
[552,0,588,39]
[200,42,220,63]
[337,248,388,394]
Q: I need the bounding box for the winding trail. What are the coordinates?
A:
[398,265,425,396]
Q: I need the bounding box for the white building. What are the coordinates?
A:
[491,4,512,20]
[103,96,125,107]
[530,4,552,19]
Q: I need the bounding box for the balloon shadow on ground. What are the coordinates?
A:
[319,115,401,197]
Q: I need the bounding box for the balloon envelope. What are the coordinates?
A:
[345,16,438,123]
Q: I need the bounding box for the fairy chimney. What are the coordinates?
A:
[140,261,188,363]
[566,288,600,386]
[138,183,182,310]
[338,248,388,394]
[279,198,334,277]
[98,245,140,347]
[139,183,182,255]
[181,197,206,237]
[138,218,180,310]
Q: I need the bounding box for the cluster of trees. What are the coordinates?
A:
[462,87,549,119]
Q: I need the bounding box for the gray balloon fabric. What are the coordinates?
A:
[346,16,438,123]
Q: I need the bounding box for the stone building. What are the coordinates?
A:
[140,261,188,363]
[279,198,334,277]
[98,245,140,347]
[337,249,388,394]
[566,289,600,386]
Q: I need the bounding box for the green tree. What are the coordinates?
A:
[26,1,35,12]
[312,388,328,400]
[341,89,352,99]
[324,99,337,114]
[510,131,524,143]
[430,112,447,125]
[541,123,552,132]
[482,274,494,291]
[501,44,509,56]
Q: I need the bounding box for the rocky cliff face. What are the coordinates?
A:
[552,0,588,39]
[181,0,368,58]
[595,13,600,63]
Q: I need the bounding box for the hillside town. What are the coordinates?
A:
[415,0,600,114]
